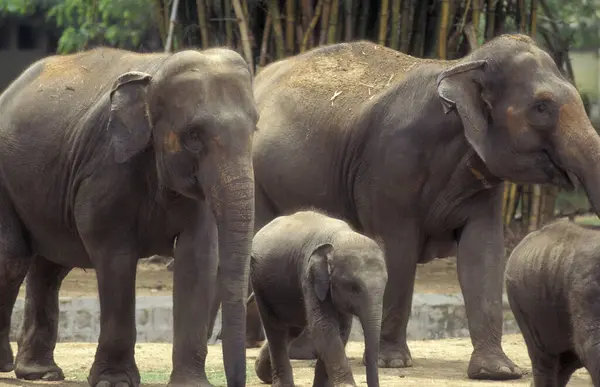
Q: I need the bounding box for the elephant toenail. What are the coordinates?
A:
[42,371,63,381]
[498,366,511,373]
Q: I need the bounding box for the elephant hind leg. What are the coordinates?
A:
[14,256,70,381]
[0,193,34,373]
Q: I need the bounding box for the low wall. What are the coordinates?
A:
[9,293,520,343]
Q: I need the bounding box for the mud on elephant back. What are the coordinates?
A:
[206,33,600,382]
[0,46,257,387]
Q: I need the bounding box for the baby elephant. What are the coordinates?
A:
[506,219,600,386]
[251,210,387,387]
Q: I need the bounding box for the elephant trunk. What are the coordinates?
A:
[211,160,255,385]
[360,302,383,387]
[555,101,600,217]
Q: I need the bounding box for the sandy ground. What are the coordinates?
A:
[0,334,591,386]
[15,257,462,299]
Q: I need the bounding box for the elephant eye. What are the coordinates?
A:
[535,102,547,113]
[184,130,204,153]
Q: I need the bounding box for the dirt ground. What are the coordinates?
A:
[0,334,591,386]
[15,257,461,299]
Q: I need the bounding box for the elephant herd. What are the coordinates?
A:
[0,32,598,387]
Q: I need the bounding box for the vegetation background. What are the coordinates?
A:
[2,0,600,247]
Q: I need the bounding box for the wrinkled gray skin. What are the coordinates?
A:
[0,47,257,387]
[505,219,600,387]
[209,33,600,380]
[250,210,387,387]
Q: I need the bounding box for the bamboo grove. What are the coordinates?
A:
[150,0,585,240]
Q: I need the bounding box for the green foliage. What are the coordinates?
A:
[540,0,600,50]
[0,0,156,53]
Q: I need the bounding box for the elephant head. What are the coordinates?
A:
[436,34,600,214]
[106,49,257,379]
[309,238,388,387]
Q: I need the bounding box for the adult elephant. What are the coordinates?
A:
[212,33,600,381]
[0,47,256,387]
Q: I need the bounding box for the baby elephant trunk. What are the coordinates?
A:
[359,302,383,387]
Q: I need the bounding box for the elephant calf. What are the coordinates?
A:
[251,210,387,387]
[505,219,600,386]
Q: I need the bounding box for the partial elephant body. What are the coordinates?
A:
[244,33,600,380]
[0,47,257,387]
[505,219,600,387]
[250,210,387,387]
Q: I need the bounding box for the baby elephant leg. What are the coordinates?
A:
[556,351,582,387]
[312,313,355,387]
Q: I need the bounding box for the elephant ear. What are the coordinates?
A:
[107,71,153,163]
[309,243,334,302]
[436,60,489,162]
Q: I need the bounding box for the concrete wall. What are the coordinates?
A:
[9,294,520,344]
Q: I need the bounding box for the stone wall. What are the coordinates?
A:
[9,293,520,343]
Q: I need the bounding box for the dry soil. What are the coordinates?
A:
[0,334,591,386]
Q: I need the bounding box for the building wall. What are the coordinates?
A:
[0,18,54,92]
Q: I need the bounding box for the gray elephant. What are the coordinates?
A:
[250,210,387,387]
[505,219,600,387]
[209,33,600,381]
[0,46,257,387]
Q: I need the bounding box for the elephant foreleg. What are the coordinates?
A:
[364,222,420,369]
[0,192,33,374]
[14,255,69,381]
[457,190,522,380]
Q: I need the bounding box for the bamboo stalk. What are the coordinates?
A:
[400,0,411,52]
[504,183,518,226]
[472,0,482,43]
[378,0,390,45]
[259,14,272,68]
[529,184,542,232]
[301,0,323,52]
[437,0,451,59]
[493,0,504,36]
[327,0,339,43]
[389,0,401,49]
[232,0,253,74]
[485,0,497,41]
[344,0,354,41]
[517,0,527,33]
[521,184,532,231]
[224,0,233,46]
[153,0,167,48]
[165,0,181,53]
[270,0,285,59]
[195,0,209,49]
[410,0,428,56]
[301,0,313,31]
[529,0,538,37]
[358,0,369,39]
[286,0,296,55]
[319,0,331,45]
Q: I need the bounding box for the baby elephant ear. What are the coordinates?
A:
[107,71,153,163]
[309,243,334,302]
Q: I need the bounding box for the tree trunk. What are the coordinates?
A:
[232,0,253,74]
[358,0,370,39]
[437,0,451,59]
[301,0,323,52]
[319,0,331,45]
[529,0,538,37]
[390,0,402,49]
[259,14,272,68]
[224,0,233,46]
[399,0,411,52]
[484,0,497,41]
[328,0,340,43]
[344,0,354,41]
[517,0,527,33]
[153,0,167,48]
[196,0,210,48]
[378,0,390,45]
[472,0,482,44]
[286,0,296,56]
[269,0,285,59]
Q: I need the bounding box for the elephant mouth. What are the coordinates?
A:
[544,150,577,191]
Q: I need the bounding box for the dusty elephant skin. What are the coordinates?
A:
[0,47,257,387]
[505,219,600,387]
[250,210,387,387]
[208,33,600,380]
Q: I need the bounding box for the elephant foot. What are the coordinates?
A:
[370,341,413,368]
[88,360,140,387]
[14,360,64,381]
[0,340,14,373]
[467,348,523,380]
[288,336,316,360]
[255,344,273,383]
